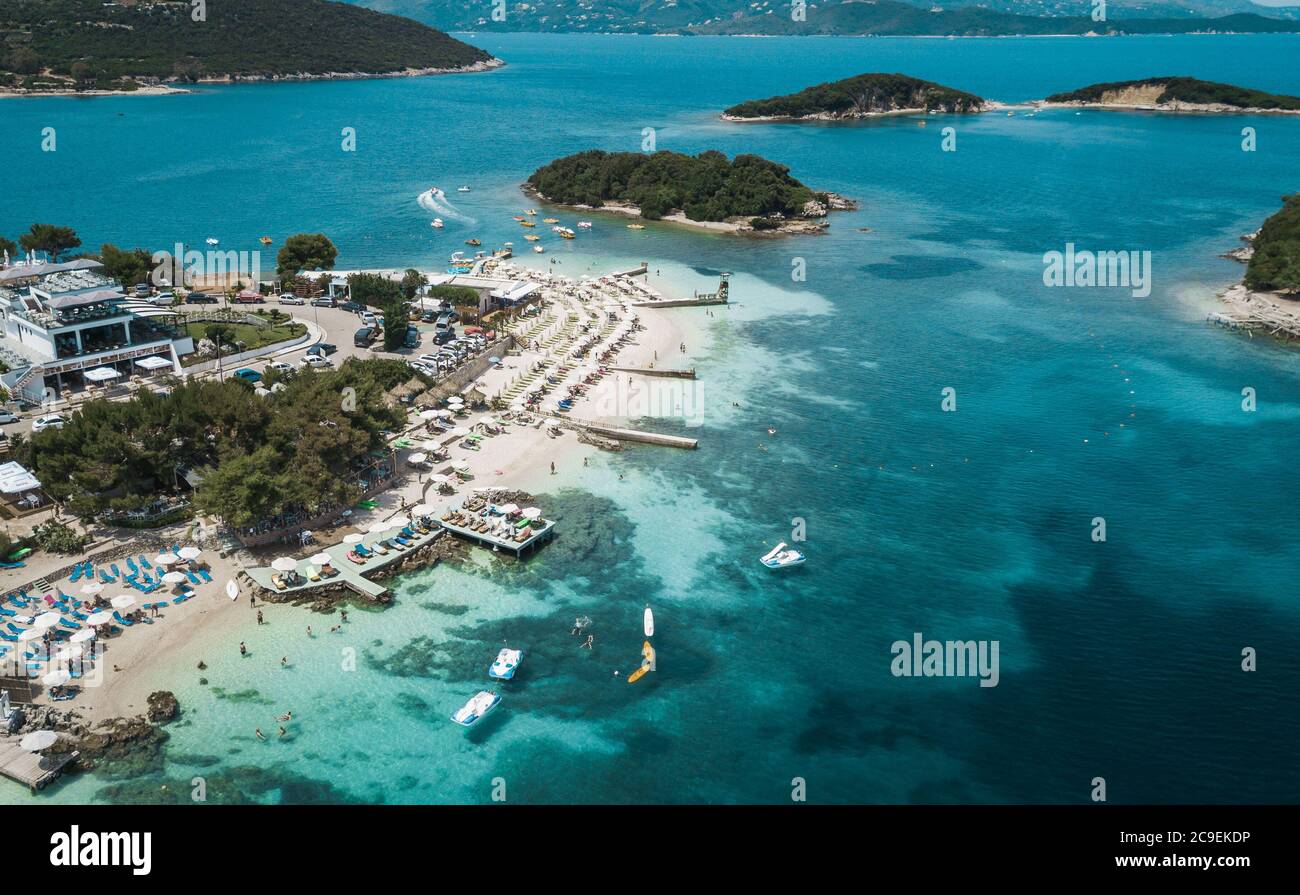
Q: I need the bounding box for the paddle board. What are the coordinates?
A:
[643,606,654,638]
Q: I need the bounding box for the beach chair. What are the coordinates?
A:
[111,564,122,579]
[346,551,366,565]
[71,610,88,621]
[99,570,114,583]
[172,593,190,604]
[59,618,80,630]
[0,608,14,618]
[153,600,169,608]
[113,612,133,627]
[270,574,287,591]
[139,555,151,570]
[171,544,181,554]
[69,565,82,583]
[126,557,138,573]
[197,568,212,583]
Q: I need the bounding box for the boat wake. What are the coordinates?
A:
[419,188,476,226]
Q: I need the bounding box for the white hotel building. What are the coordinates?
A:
[0,259,194,405]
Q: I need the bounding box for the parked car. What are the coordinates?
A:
[404,326,421,349]
[307,343,337,357]
[233,368,262,383]
[186,291,217,304]
[266,361,295,376]
[133,283,152,297]
[300,354,332,369]
[310,297,335,308]
[278,293,304,305]
[0,410,20,425]
[354,326,376,348]
[408,361,437,377]
[147,292,175,306]
[234,290,264,304]
[32,414,66,433]
[339,301,364,313]
[434,328,456,345]
[360,312,377,327]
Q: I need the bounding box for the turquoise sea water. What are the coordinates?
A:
[3,34,1300,804]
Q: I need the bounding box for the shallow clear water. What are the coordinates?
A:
[2,34,1299,804]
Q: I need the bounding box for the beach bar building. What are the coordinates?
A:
[0,260,193,404]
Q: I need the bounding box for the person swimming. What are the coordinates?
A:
[255,728,266,740]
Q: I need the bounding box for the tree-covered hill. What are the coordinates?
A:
[0,0,496,91]
[1045,77,1300,110]
[1246,195,1300,293]
[724,73,985,120]
[526,150,820,223]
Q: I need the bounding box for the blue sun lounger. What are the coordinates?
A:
[185,570,201,586]
[59,618,79,630]
[197,568,212,583]
[139,555,151,569]
[113,611,133,627]
[69,565,82,583]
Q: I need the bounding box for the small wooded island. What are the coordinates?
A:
[723,73,987,121]
[525,150,855,234]
[1245,195,1300,293]
[0,0,499,97]
[1043,77,1300,113]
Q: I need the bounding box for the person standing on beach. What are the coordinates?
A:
[550,461,556,475]
[239,641,247,657]
[256,610,264,625]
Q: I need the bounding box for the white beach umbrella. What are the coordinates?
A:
[71,628,97,643]
[311,552,332,565]
[18,628,44,642]
[178,546,202,560]
[56,644,83,660]
[162,571,187,585]
[154,553,178,566]
[367,521,392,534]
[34,611,62,629]
[86,610,115,625]
[20,730,58,752]
[111,595,136,609]
[479,416,496,426]
[419,409,440,420]
[271,557,298,572]
[499,503,520,515]
[522,507,542,519]
[453,462,470,473]
[42,669,71,687]
[435,410,452,419]
[430,474,449,484]
[447,397,464,406]
[343,533,364,544]
[80,582,104,596]
[410,503,434,516]
[408,452,428,464]
[451,427,469,437]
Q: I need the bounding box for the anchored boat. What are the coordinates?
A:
[451,690,500,727]
[760,542,805,570]
[489,648,523,681]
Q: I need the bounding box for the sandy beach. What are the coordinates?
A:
[4,261,690,726]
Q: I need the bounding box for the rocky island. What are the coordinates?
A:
[723,73,988,121]
[525,149,854,235]
[0,0,500,98]
[1043,77,1300,114]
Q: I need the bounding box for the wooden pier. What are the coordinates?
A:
[0,736,78,792]
[609,366,696,379]
[439,516,556,557]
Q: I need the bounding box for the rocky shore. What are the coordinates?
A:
[20,690,179,778]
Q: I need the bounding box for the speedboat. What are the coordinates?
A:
[577,221,593,229]
[431,219,444,229]
[450,690,500,727]
[489,647,523,681]
[760,542,805,569]
[533,245,545,253]
[543,218,560,224]
[259,236,273,245]
[559,228,576,240]
[627,224,645,230]
[205,237,219,245]
[465,238,481,246]
[525,209,537,215]
[457,185,471,192]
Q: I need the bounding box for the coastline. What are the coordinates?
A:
[0,59,504,100]
[1038,100,1300,115]
[9,262,690,730]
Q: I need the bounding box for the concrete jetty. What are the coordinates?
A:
[0,735,78,792]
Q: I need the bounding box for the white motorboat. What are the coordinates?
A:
[457,185,471,192]
[431,218,444,228]
[533,245,545,253]
[205,237,219,246]
[451,690,500,727]
[489,647,523,681]
[643,606,654,638]
[577,221,593,229]
[759,542,805,569]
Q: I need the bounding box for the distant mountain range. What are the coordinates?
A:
[350,0,1300,32]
